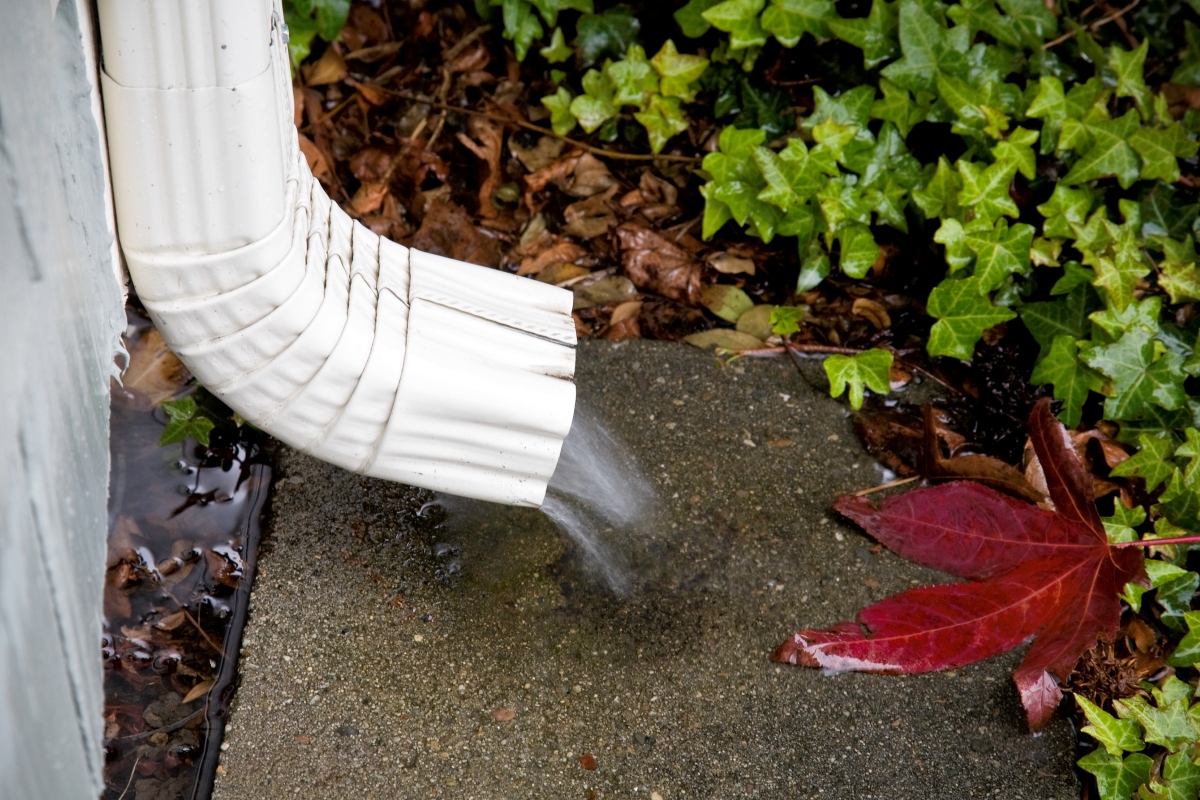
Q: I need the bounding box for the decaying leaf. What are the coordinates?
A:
[736,304,775,340]
[923,405,1044,504]
[455,117,503,219]
[615,222,701,303]
[304,47,347,85]
[564,188,620,238]
[120,329,187,408]
[182,679,215,705]
[350,182,389,216]
[775,399,1147,730]
[851,297,892,330]
[410,197,501,267]
[569,154,617,197]
[536,262,591,285]
[683,329,764,351]
[491,708,516,722]
[572,274,638,310]
[298,134,333,184]
[518,241,589,276]
[510,136,566,172]
[708,252,756,276]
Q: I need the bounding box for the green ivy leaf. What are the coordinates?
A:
[1116,695,1198,752]
[541,86,577,135]
[291,0,351,42]
[702,0,769,49]
[797,239,832,291]
[1110,432,1177,491]
[576,7,640,66]
[1109,40,1152,116]
[870,78,932,138]
[771,305,805,334]
[282,6,320,68]
[1077,750,1153,800]
[159,397,215,447]
[502,0,544,61]
[957,158,1019,225]
[1141,184,1200,240]
[1076,694,1145,756]
[1021,283,1099,358]
[1089,295,1161,340]
[1156,571,1200,632]
[703,126,783,242]
[1027,75,1110,155]
[816,173,871,238]
[991,127,1039,181]
[1037,183,1095,239]
[824,348,894,409]
[1141,750,1200,800]
[1104,502,1147,544]
[1172,21,1200,86]
[761,0,833,47]
[650,40,709,102]
[1030,335,1104,428]
[926,276,1017,360]
[569,69,617,132]
[608,45,659,109]
[965,218,1035,292]
[805,85,876,129]
[1176,428,1200,485]
[1166,611,1200,667]
[1129,123,1200,184]
[912,156,961,219]
[879,0,969,93]
[633,94,689,153]
[754,140,831,212]
[1082,331,1188,420]
[828,0,899,69]
[539,27,573,62]
[1064,110,1142,190]
[838,223,880,279]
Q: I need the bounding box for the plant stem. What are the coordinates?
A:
[1112,535,1200,548]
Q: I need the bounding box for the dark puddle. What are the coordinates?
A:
[102,308,273,800]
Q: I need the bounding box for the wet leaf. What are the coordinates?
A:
[684,329,765,350]
[511,136,566,173]
[1076,694,1145,756]
[615,223,701,303]
[122,329,187,408]
[736,304,775,340]
[576,7,640,66]
[491,708,516,721]
[1078,750,1153,800]
[160,397,215,447]
[775,400,1147,730]
[708,252,756,275]
[182,680,215,705]
[577,753,598,770]
[824,349,893,409]
[700,284,754,322]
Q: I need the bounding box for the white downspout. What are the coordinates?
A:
[95,0,577,507]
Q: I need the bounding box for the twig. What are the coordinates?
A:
[109,708,206,742]
[783,342,963,395]
[1042,0,1139,49]
[116,755,140,800]
[851,476,921,496]
[382,88,703,163]
[442,23,493,63]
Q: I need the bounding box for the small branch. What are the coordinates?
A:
[851,476,921,496]
[116,755,140,800]
[1113,535,1200,548]
[1042,0,1140,50]
[382,88,703,163]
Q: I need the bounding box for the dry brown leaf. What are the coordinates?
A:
[410,197,502,267]
[298,134,332,183]
[577,753,598,771]
[638,170,678,206]
[708,252,756,276]
[569,154,616,197]
[122,328,187,408]
[535,263,591,285]
[614,222,701,304]
[155,611,187,631]
[510,136,565,172]
[683,329,763,351]
[449,43,491,73]
[572,274,638,310]
[293,87,305,128]
[350,182,388,216]
[610,299,643,324]
[345,42,404,63]
[923,406,1044,504]
[563,188,619,238]
[525,152,581,200]
[518,241,588,276]
[456,117,503,219]
[304,48,347,86]
[491,708,516,722]
[342,5,390,49]
[348,78,387,106]
[182,680,215,705]
[852,297,892,329]
[769,439,795,448]
[604,317,641,340]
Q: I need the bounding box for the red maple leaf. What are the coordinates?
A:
[773,398,1148,729]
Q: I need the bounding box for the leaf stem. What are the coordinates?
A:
[1112,535,1200,548]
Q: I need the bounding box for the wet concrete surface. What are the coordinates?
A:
[213,340,1080,800]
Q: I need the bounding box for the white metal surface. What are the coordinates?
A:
[98,0,577,506]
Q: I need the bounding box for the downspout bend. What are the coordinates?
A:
[98,0,576,507]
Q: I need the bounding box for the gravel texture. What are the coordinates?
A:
[213,340,1081,800]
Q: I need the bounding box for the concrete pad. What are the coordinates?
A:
[214,341,1081,800]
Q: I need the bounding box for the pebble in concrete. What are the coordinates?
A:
[213,341,1080,799]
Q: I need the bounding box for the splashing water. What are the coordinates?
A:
[427,407,652,594]
[540,408,654,593]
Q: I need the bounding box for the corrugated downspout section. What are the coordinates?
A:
[97,0,576,507]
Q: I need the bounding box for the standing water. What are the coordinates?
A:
[425,407,653,594]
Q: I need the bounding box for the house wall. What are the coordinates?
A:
[0,0,124,796]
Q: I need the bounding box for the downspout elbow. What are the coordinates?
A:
[97,0,576,507]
